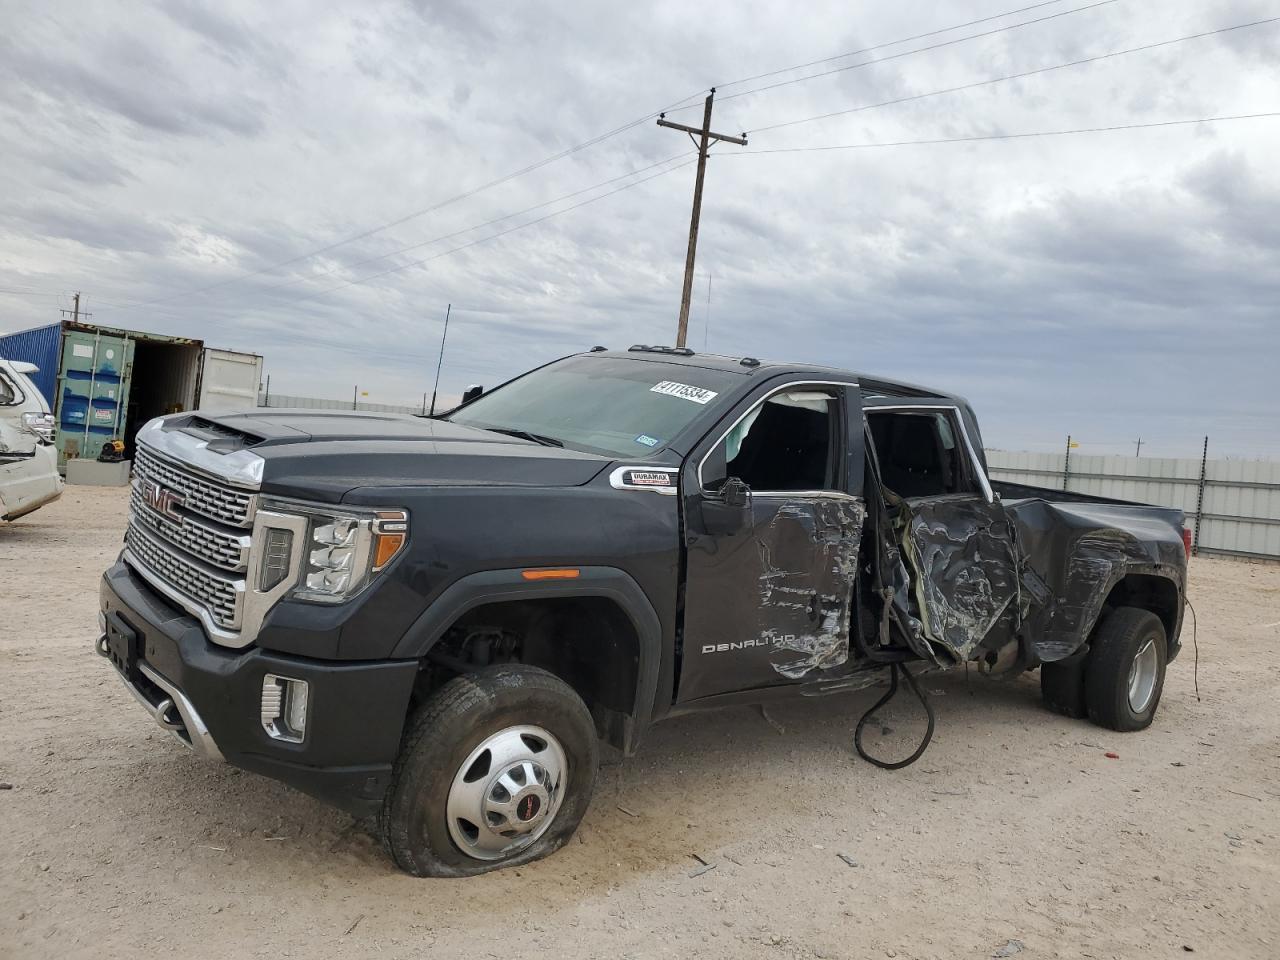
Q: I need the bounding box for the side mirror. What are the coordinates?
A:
[701,477,752,537]
[461,385,484,404]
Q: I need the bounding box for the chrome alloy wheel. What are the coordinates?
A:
[445,724,568,861]
[1127,637,1159,714]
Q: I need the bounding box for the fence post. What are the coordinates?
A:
[1192,435,1209,557]
[1063,435,1072,491]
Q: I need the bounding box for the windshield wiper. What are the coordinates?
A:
[485,427,564,448]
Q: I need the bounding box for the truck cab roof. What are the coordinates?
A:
[588,345,969,407]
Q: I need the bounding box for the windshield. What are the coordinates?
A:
[447,355,744,457]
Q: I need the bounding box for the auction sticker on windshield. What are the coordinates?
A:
[650,381,718,404]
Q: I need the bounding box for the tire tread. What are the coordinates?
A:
[1084,606,1166,732]
[378,665,597,877]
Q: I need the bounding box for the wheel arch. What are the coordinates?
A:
[393,567,663,752]
[1096,571,1183,656]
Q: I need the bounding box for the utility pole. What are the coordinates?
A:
[428,303,452,417]
[60,291,92,325]
[657,90,746,348]
[1134,437,1143,457]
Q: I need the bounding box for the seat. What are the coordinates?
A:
[729,402,830,491]
[873,414,950,498]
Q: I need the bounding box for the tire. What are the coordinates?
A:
[1084,606,1167,732]
[379,664,599,877]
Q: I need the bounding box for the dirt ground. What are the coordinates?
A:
[2,486,1278,960]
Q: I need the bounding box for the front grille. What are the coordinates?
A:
[134,445,255,528]
[126,525,242,629]
[126,440,262,635]
[129,485,249,573]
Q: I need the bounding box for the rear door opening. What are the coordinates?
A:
[865,406,1020,665]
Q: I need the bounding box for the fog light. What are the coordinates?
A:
[261,674,309,743]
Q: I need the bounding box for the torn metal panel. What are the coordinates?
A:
[1001,496,1188,661]
[896,498,1020,662]
[883,539,931,661]
[755,497,866,679]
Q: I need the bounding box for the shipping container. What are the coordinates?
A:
[0,322,60,406]
[0,320,263,469]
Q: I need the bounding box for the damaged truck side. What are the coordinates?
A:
[97,347,1187,876]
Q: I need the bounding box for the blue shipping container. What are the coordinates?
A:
[0,321,61,406]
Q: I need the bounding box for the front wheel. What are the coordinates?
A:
[379,664,599,877]
[1084,606,1168,732]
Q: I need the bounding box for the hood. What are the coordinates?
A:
[158,410,612,500]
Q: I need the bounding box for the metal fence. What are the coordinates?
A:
[258,392,427,416]
[985,450,1280,561]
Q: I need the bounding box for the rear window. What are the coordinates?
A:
[448,356,743,457]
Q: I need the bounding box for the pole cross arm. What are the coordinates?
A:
[655,117,747,145]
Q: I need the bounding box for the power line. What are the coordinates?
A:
[92,97,707,317]
[285,158,698,309]
[751,15,1280,135]
[666,0,1119,115]
[56,159,699,334]
[728,112,1280,155]
[256,152,695,295]
[89,1,1114,316]
[711,0,1082,93]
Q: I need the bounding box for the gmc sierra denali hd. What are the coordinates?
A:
[98,346,1188,877]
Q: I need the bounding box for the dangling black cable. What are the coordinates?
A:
[1185,597,1200,702]
[854,662,936,769]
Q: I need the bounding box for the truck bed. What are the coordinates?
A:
[992,479,1150,508]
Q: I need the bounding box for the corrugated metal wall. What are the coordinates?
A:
[259,392,427,415]
[986,450,1280,561]
[0,322,61,405]
[138,341,203,413]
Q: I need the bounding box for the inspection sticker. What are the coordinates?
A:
[634,434,661,447]
[650,381,718,404]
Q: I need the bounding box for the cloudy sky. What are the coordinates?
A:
[1,0,1277,457]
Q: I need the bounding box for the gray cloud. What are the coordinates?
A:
[1,0,1278,458]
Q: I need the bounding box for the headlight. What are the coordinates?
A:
[260,500,408,604]
[21,412,55,444]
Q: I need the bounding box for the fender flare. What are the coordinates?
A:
[1051,562,1186,664]
[391,566,663,731]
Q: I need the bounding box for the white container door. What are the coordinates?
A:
[198,349,262,413]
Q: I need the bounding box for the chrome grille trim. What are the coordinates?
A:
[129,484,251,573]
[134,444,257,528]
[123,418,304,650]
[125,524,244,629]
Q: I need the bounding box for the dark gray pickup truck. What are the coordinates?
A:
[97,346,1188,876]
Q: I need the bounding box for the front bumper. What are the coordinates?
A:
[99,560,419,816]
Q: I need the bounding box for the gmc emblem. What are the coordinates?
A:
[141,479,185,522]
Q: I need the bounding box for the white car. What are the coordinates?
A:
[1,356,63,521]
